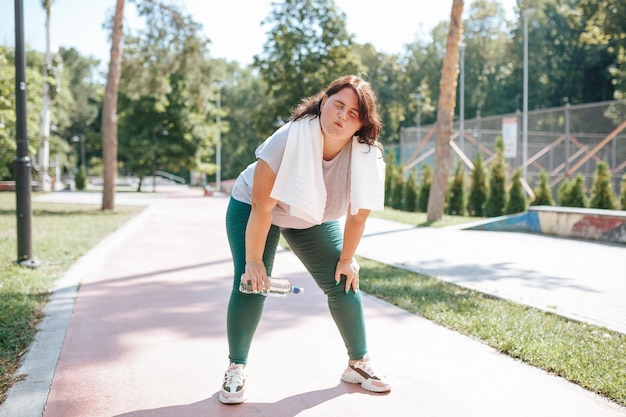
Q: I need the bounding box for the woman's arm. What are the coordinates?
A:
[336,207,371,293]
[245,159,278,292]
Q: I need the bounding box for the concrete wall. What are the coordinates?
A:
[464,206,626,244]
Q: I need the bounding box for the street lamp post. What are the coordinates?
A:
[72,135,86,173]
[216,87,221,192]
[522,8,534,181]
[213,82,222,192]
[14,0,39,268]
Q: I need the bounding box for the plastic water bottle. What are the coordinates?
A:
[239,275,304,297]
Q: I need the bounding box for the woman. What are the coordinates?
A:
[219,75,390,405]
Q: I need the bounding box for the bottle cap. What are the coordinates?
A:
[293,286,304,294]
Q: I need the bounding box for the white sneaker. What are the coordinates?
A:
[219,363,247,404]
[341,355,391,393]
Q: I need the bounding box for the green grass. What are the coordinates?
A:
[0,192,144,403]
[369,207,484,227]
[359,210,626,407]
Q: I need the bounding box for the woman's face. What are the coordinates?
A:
[319,87,363,140]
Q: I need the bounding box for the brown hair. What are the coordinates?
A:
[291,75,382,146]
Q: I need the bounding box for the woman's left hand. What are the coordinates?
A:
[335,258,360,294]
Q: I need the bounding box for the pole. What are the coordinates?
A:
[216,86,221,192]
[522,13,528,180]
[14,0,39,268]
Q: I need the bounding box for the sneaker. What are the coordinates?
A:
[219,363,247,404]
[341,355,391,393]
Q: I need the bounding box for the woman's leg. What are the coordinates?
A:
[225,197,280,364]
[280,222,367,360]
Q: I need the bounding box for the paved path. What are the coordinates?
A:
[1,187,624,417]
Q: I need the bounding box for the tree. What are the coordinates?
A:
[427,0,464,222]
[253,0,363,136]
[532,170,554,206]
[446,160,466,215]
[462,0,510,117]
[403,168,420,212]
[467,152,488,216]
[418,164,433,212]
[578,0,626,98]
[485,136,508,217]
[101,0,125,210]
[589,161,616,209]
[505,168,527,214]
[558,174,587,208]
[38,0,55,191]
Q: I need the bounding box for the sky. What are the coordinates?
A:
[1,0,518,68]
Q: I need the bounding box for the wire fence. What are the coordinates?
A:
[394,100,626,195]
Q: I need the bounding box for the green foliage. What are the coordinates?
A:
[390,169,405,211]
[418,164,433,212]
[558,175,588,208]
[589,161,616,209]
[384,149,398,207]
[402,168,420,212]
[446,161,466,216]
[253,0,363,136]
[532,171,555,206]
[75,166,87,190]
[467,153,488,217]
[505,168,527,214]
[485,137,508,217]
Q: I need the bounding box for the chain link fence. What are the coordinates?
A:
[394,100,626,195]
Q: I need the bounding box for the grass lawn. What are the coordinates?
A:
[365,209,626,406]
[0,192,144,403]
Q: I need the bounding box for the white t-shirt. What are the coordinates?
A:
[230,121,352,229]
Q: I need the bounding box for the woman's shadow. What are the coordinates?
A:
[115,382,388,417]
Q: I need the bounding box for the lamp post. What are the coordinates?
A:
[459,42,466,152]
[14,0,39,268]
[72,135,86,173]
[213,82,222,192]
[522,8,534,181]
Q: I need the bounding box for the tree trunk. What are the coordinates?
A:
[38,1,52,191]
[101,0,125,210]
[427,0,464,222]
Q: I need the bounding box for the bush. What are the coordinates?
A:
[558,174,587,208]
[418,164,433,212]
[384,149,398,207]
[446,161,466,216]
[589,161,616,209]
[532,171,554,206]
[505,168,527,214]
[75,166,87,191]
[402,168,420,212]
[467,153,488,217]
[485,137,508,217]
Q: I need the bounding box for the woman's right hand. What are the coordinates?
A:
[244,260,269,293]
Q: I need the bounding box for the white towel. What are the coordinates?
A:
[271,116,385,224]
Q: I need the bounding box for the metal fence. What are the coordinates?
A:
[394,100,626,196]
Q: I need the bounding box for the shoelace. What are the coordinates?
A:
[354,360,380,380]
[224,365,245,387]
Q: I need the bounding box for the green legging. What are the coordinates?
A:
[225,197,368,364]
